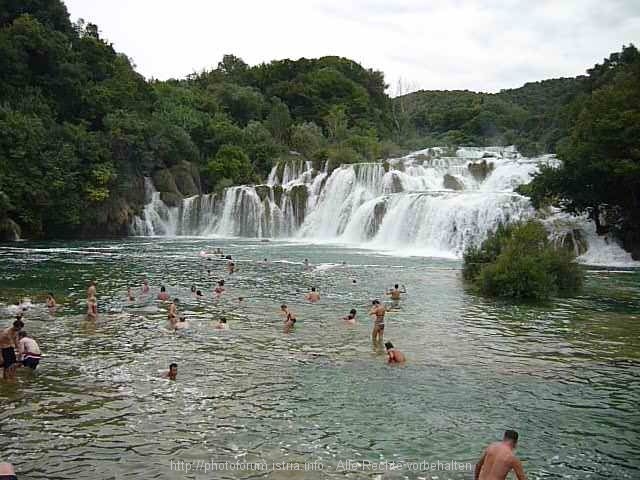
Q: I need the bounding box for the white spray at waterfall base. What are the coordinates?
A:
[130,147,637,267]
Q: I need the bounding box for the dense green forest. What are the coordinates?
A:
[0,0,638,259]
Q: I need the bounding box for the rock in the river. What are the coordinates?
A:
[443,174,464,190]
[468,160,494,181]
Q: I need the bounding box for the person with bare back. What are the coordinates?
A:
[475,430,527,480]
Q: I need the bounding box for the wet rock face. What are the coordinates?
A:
[443,174,464,191]
[170,161,201,197]
[468,160,494,181]
[289,185,309,226]
[365,200,387,238]
[255,185,271,202]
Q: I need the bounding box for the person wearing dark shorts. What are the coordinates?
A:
[18,331,41,370]
[0,318,24,380]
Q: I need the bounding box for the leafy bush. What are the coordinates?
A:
[463,220,583,300]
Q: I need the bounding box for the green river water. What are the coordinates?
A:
[0,238,638,479]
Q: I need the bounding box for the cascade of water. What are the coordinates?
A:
[129,147,636,264]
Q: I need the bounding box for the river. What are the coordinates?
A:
[0,238,639,479]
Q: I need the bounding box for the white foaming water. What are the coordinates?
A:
[130,147,638,265]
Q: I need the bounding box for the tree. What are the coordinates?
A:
[205,145,255,191]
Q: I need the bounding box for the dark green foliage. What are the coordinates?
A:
[525,44,640,258]
[464,221,583,300]
[206,145,255,191]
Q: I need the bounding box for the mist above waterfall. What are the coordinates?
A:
[130,146,634,264]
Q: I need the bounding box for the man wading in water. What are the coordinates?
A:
[475,430,527,480]
[368,300,387,345]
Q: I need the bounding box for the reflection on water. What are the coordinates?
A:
[0,238,639,479]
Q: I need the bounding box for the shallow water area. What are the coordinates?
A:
[0,238,639,479]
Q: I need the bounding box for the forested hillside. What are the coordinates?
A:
[0,0,637,259]
[0,0,395,240]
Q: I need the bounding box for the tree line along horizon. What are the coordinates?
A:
[0,0,638,266]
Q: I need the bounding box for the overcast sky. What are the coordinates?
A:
[64,0,640,94]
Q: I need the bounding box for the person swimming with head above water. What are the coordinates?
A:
[385,341,405,363]
[305,287,320,303]
[127,287,135,302]
[215,317,229,330]
[141,279,150,294]
[303,258,311,271]
[157,286,170,301]
[214,280,225,296]
[174,315,189,330]
[343,308,357,325]
[196,290,204,298]
[190,285,197,296]
[475,430,526,480]
[281,304,296,333]
[46,293,56,309]
[162,363,178,380]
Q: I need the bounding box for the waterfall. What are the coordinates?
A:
[129,146,636,263]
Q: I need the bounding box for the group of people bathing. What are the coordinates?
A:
[0,255,527,480]
[0,302,43,380]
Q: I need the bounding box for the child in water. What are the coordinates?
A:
[343,309,357,325]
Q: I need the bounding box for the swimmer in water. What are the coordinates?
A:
[87,280,96,299]
[142,279,150,295]
[303,258,311,271]
[127,287,135,302]
[162,363,178,380]
[386,284,407,302]
[215,317,229,330]
[214,280,225,297]
[167,298,179,327]
[281,304,297,333]
[475,430,526,480]
[157,286,170,301]
[343,308,357,325]
[86,296,98,320]
[351,279,357,285]
[46,293,56,309]
[227,261,236,274]
[305,287,320,303]
[368,299,387,345]
[190,285,197,297]
[196,290,204,298]
[385,341,406,363]
[175,316,189,330]
[206,269,212,276]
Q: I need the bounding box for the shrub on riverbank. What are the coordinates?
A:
[463,221,583,300]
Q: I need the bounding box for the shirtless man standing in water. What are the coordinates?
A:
[305,287,320,303]
[368,300,387,344]
[386,284,406,301]
[475,430,527,480]
[167,299,179,327]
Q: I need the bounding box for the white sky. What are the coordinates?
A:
[63,0,640,94]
